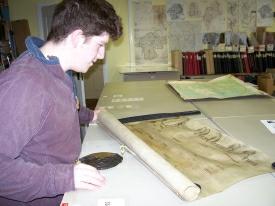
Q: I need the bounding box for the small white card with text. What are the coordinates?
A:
[97,198,125,206]
[261,120,275,134]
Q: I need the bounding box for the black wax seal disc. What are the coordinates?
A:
[79,152,123,170]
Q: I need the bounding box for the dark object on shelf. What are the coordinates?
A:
[272,162,275,169]
[243,74,257,84]
[79,152,123,170]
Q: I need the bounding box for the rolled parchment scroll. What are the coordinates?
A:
[98,111,200,201]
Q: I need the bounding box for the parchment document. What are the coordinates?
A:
[98,111,273,200]
[98,111,201,201]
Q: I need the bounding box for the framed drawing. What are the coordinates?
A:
[128,0,170,66]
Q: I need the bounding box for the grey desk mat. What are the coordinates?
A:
[97,81,200,119]
[192,97,275,118]
[213,115,275,159]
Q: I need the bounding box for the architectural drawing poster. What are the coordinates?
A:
[257,0,273,27]
[169,21,202,51]
[226,0,239,32]
[238,0,257,32]
[129,0,274,65]
[133,1,168,65]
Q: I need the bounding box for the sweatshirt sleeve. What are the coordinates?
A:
[0,154,74,202]
[78,106,94,124]
[0,74,74,202]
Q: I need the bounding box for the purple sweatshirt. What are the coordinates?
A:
[0,37,92,206]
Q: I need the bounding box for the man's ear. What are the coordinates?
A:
[67,29,85,48]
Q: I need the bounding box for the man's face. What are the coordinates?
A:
[72,32,110,73]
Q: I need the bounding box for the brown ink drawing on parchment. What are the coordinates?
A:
[125,117,273,197]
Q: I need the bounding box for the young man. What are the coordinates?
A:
[0,0,122,205]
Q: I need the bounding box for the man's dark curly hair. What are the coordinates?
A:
[47,0,123,42]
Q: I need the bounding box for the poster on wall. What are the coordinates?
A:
[166,0,185,22]
[185,0,203,19]
[134,1,153,30]
[226,0,239,32]
[169,20,202,51]
[256,0,273,27]
[134,29,168,64]
[128,0,268,66]
[200,0,226,33]
[239,0,257,32]
[132,1,168,65]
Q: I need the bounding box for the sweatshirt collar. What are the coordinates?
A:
[25,36,60,65]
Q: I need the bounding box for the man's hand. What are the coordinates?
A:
[92,110,100,122]
[92,107,105,122]
[74,163,106,190]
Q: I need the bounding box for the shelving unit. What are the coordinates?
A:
[0,0,15,71]
[172,48,275,85]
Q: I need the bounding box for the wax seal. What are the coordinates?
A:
[79,152,123,170]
